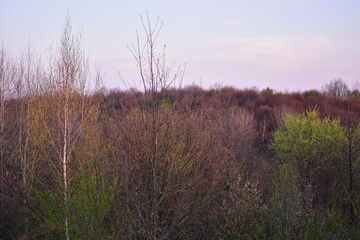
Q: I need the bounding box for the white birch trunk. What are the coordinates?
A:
[63,77,70,240]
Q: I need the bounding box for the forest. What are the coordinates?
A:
[1,18,360,240]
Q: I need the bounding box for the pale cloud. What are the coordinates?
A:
[93,35,360,91]
[209,35,360,72]
[217,35,330,57]
[178,35,360,91]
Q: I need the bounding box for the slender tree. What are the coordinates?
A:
[106,14,257,239]
[33,16,97,239]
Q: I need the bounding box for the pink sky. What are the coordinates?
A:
[1,0,360,91]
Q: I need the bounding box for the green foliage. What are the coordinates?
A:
[302,210,349,240]
[270,108,360,239]
[68,171,114,240]
[158,98,171,115]
[271,108,353,213]
[35,171,114,239]
[35,191,65,239]
[220,87,236,101]
[349,89,360,97]
[222,164,300,240]
[224,208,267,240]
[224,162,357,240]
[266,163,301,240]
[272,109,345,181]
[261,87,273,96]
[304,90,320,98]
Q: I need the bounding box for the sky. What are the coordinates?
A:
[1,0,360,91]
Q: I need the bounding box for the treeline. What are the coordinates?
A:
[1,18,360,239]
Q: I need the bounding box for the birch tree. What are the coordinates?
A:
[13,45,42,235]
[34,17,96,239]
